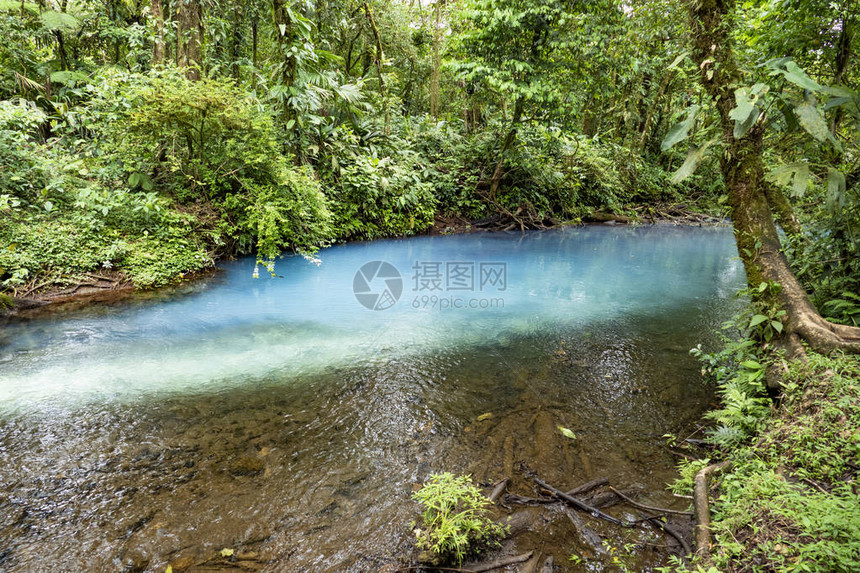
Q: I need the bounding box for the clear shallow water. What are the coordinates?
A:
[0,226,742,412]
[0,226,745,572]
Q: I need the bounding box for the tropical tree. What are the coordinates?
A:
[680,0,860,354]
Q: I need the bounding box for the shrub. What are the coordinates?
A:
[412,472,507,565]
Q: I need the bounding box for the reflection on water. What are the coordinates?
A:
[0,226,744,571]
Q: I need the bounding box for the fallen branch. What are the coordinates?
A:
[644,516,692,560]
[488,478,509,504]
[694,460,731,561]
[567,477,609,496]
[469,551,534,572]
[505,477,610,506]
[608,487,693,516]
[531,476,630,527]
[399,551,534,573]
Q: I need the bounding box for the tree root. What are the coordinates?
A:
[644,516,692,560]
[401,551,534,573]
[530,475,630,527]
[608,486,692,516]
[694,460,731,562]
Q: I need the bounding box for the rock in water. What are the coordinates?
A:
[229,455,265,476]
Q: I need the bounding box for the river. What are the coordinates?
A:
[0,225,744,572]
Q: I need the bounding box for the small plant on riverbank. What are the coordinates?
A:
[412,472,507,565]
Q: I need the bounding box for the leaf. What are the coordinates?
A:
[766,162,809,198]
[749,314,769,328]
[128,172,140,187]
[49,70,88,86]
[795,97,840,149]
[661,105,700,152]
[779,61,821,91]
[826,168,846,211]
[779,101,800,131]
[730,87,761,139]
[667,53,687,70]
[771,321,783,334]
[476,413,493,421]
[220,548,234,557]
[824,96,852,112]
[40,10,79,31]
[827,168,846,196]
[670,138,718,184]
[165,567,173,573]
[741,360,763,370]
[558,426,576,440]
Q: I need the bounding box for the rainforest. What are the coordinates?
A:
[0,1,859,572]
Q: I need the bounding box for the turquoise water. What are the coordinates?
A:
[0,225,746,572]
[0,226,742,412]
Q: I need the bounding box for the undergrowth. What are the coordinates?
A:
[671,306,860,572]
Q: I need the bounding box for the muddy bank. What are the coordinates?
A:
[0,268,219,321]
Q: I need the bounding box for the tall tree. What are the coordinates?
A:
[152,0,165,65]
[453,0,573,200]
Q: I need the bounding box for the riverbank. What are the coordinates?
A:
[675,350,860,572]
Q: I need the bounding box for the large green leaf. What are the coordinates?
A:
[826,168,846,212]
[795,97,840,149]
[40,10,79,31]
[670,137,718,184]
[661,105,700,152]
[729,84,769,139]
[778,61,821,91]
[730,87,761,138]
[766,162,809,198]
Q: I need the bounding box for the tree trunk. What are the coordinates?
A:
[273,0,297,127]
[430,0,441,120]
[362,0,389,133]
[688,0,860,354]
[152,0,165,65]
[230,3,244,80]
[488,97,524,201]
[251,14,258,72]
[177,0,202,80]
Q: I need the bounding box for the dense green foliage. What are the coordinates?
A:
[0,0,736,292]
[1,0,859,569]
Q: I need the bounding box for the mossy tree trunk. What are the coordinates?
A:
[177,0,203,80]
[152,0,165,65]
[688,0,860,354]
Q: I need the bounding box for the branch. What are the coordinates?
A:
[694,460,731,562]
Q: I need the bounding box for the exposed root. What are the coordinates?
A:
[608,486,692,516]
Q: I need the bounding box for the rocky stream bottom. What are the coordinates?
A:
[0,316,716,572]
